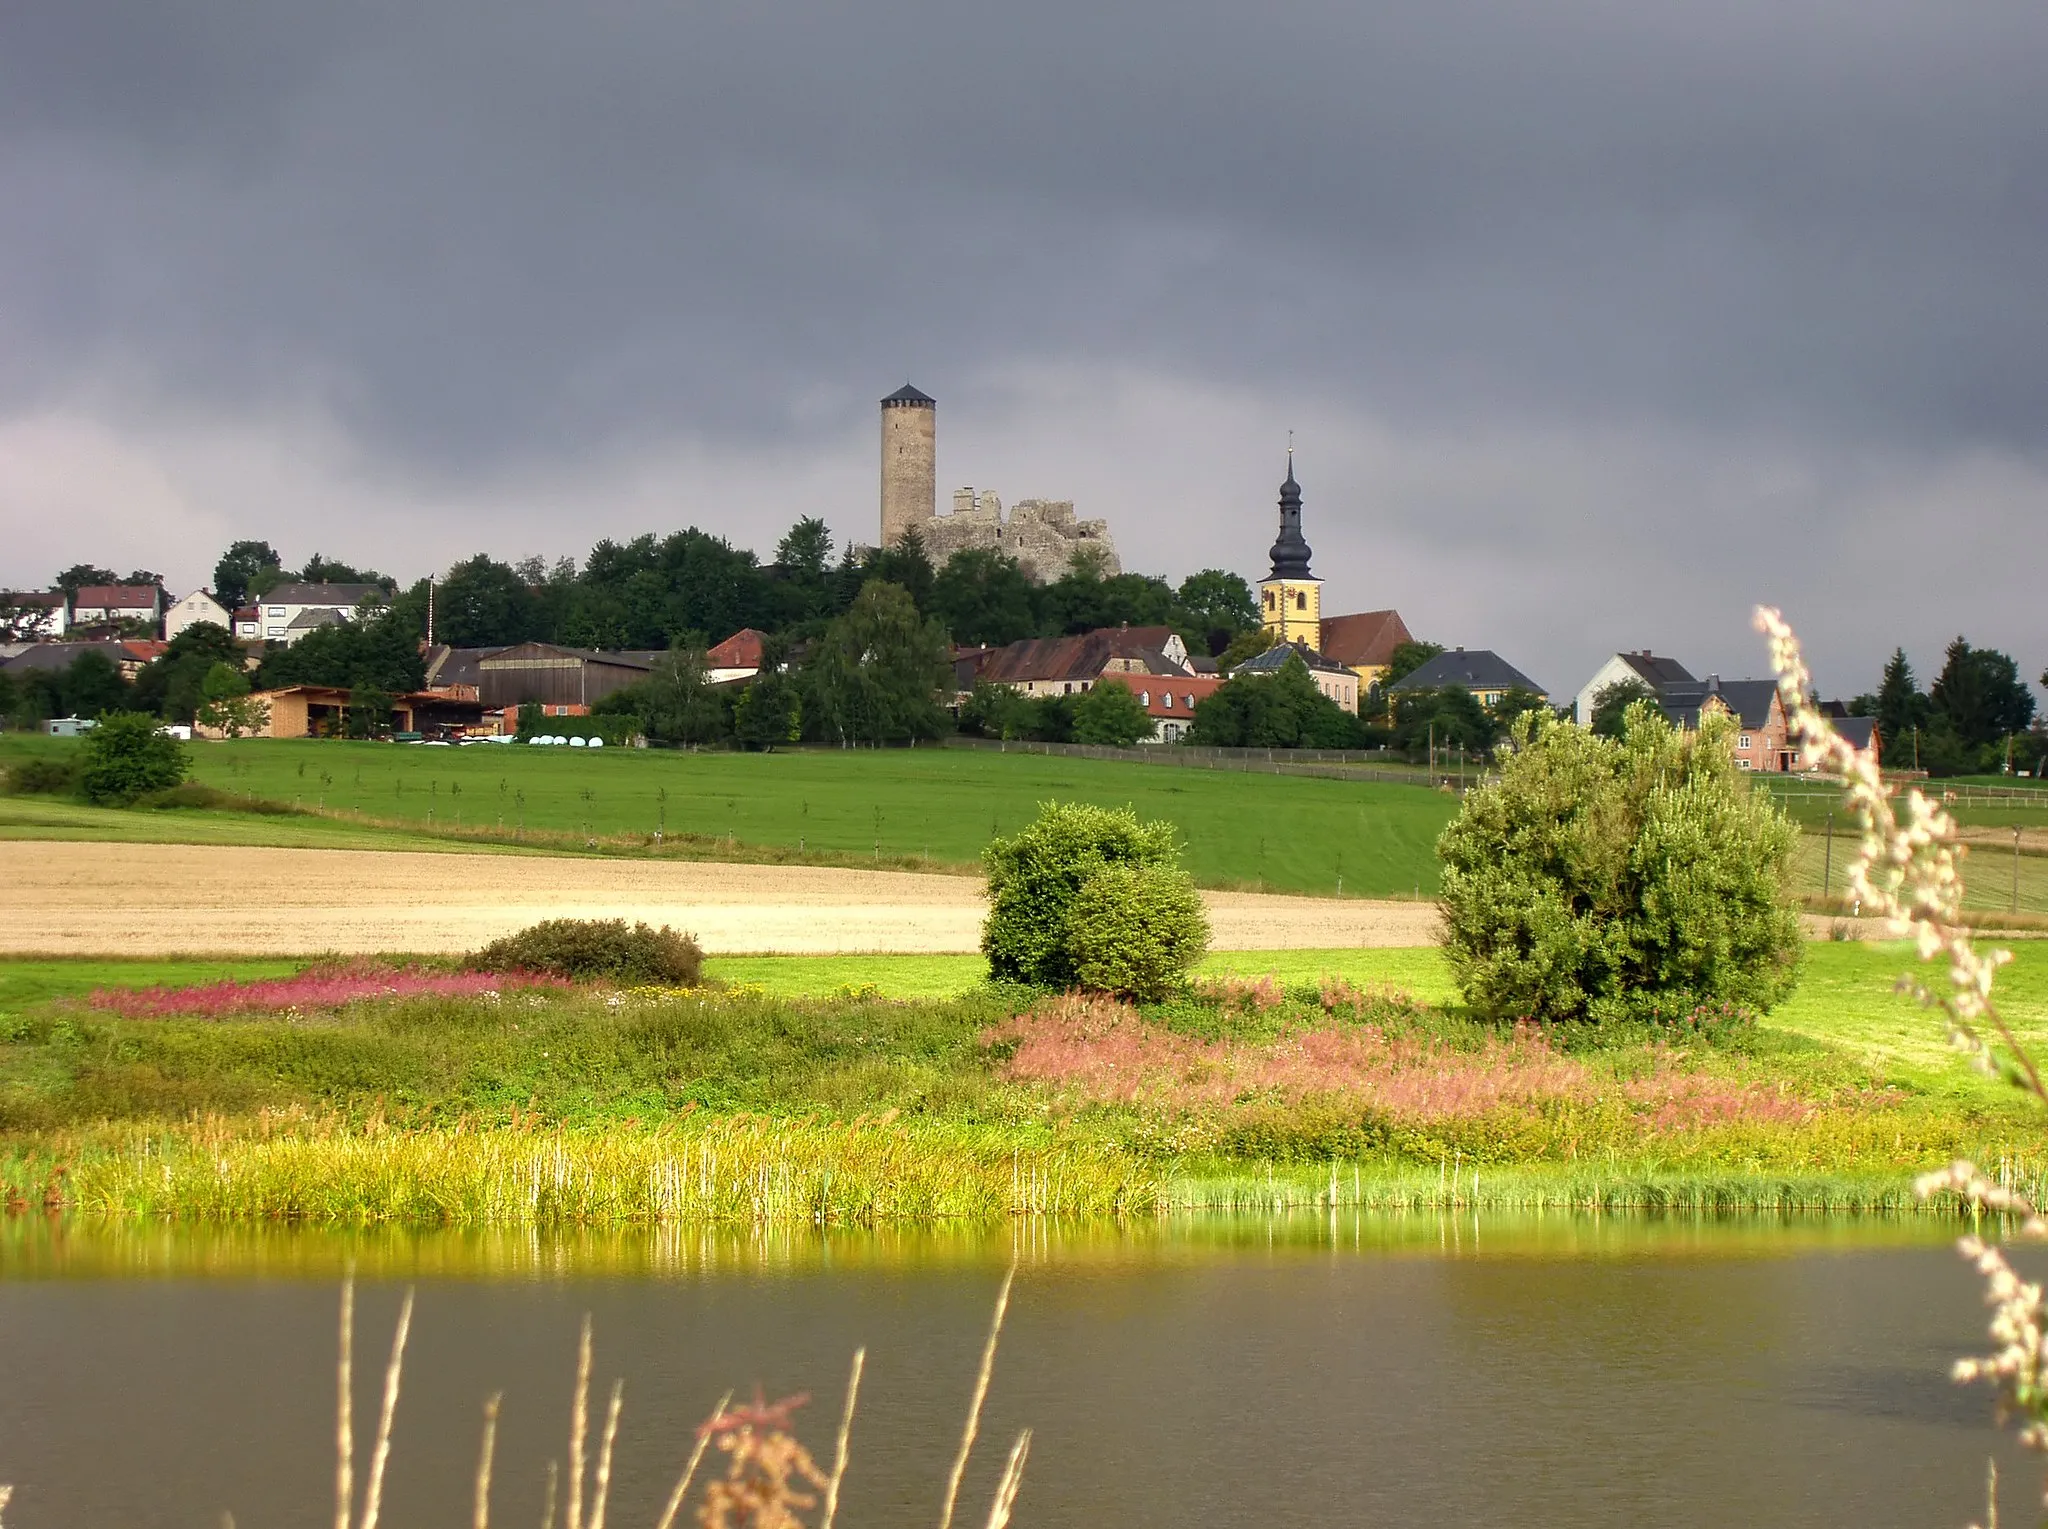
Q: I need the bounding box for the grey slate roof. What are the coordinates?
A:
[284,606,348,632]
[882,383,936,406]
[260,582,384,607]
[1658,678,1779,730]
[1390,649,1544,695]
[1232,640,1354,679]
[1616,652,1697,689]
[1,641,118,672]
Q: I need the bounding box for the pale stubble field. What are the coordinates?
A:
[0,841,1446,955]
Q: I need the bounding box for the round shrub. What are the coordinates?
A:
[1064,861,1211,1001]
[982,800,1207,991]
[78,712,189,806]
[1436,704,1801,1024]
[471,918,704,985]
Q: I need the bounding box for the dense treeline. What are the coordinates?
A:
[5,525,2039,774]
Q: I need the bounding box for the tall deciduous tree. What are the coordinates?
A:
[1384,640,1445,686]
[931,548,1038,647]
[1588,679,1658,738]
[801,580,951,745]
[1174,570,1259,654]
[212,541,283,610]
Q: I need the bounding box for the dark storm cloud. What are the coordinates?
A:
[7,0,2048,457]
[1,0,2044,696]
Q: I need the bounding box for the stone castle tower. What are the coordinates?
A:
[879,383,937,549]
[1258,452,1323,646]
[874,382,1121,582]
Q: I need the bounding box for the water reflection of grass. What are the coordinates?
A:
[0,1199,1959,1281]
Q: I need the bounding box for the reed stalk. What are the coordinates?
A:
[820,1351,863,1529]
[937,1263,1015,1529]
[474,1395,501,1529]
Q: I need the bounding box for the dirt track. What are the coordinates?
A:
[0,842,1442,956]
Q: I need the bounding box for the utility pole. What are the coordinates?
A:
[2017,827,2025,917]
[1823,811,1835,903]
[1429,721,1435,783]
[426,577,436,649]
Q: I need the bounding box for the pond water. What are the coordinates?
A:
[0,1214,2030,1528]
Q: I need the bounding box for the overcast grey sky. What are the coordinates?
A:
[2,0,2044,699]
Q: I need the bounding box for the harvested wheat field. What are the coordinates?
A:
[0,841,1442,956]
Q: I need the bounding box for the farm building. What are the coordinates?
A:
[475,643,664,710]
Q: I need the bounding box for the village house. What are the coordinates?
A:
[706,628,768,683]
[69,584,165,635]
[163,589,233,641]
[1229,639,1361,713]
[1389,648,1547,709]
[1573,650,1696,725]
[970,626,1194,699]
[253,582,386,643]
[1,591,67,640]
[1132,675,1226,743]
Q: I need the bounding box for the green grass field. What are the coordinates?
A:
[7,939,2048,1223]
[1,735,1461,896]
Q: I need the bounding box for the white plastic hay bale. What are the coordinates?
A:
[569,735,588,747]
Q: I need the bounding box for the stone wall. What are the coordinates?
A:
[880,399,936,549]
[920,488,1121,583]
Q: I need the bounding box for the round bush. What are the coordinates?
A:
[78,712,189,806]
[982,800,1206,991]
[1064,861,1211,1001]
[471,918,704,985]
[1436,704,1802,1024]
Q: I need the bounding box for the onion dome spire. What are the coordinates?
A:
[1267,444,1313,579]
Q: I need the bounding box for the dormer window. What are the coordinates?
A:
[1162,693,1173,710]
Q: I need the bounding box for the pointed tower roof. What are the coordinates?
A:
[1266,452,1315,579]
[882,383,936,406]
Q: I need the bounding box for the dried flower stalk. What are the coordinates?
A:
[1758,607,2045,1504]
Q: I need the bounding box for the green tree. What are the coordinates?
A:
[195,662,267,739]
[53,564,119,603]
[732,671,802,750]
[1392,684,1496,754]
[857,531,937,614]
[1437,705,1802,1024]
[1217,625,1277,672]
[982,802,1198,990]
[1385,640,1445,687]
[1588,679,1658,738]
[1872,647,1933,746]
[298,554,388,587]
[1187,654,1366,748]
[802,581,952,745]
[931,548,1039,647]
[771,517,839,625]
[1931,638,2036,748]
[258,607,425,693]
[1071,678,1152,745]
[957,680,1037,740]
[133,622,242,723]
[1492,687,1554,734]
[1041,567,1176,635]
[1174,569,1259,655]
[79,712,189,805]
[435,554,544,647]
[61,649,131,718]
[347,686,394,739]
[212,540,283,610]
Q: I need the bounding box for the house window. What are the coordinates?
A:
[1263,590,1274,609]
[266,607,285,618]
[1139,691,1150,706]
[1183,694,1194,708]
[1739,734,1752,750]
[1162,693,1173,709]
[266,626,285,638]
[1737,759,1753,770]
[1294,591,1307,611]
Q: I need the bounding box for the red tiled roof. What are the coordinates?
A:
[73,584,161,610]
[1119,675,1225,717]
[1319,609,1411,668]
[707,628,768,669]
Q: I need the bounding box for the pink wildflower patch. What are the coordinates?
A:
[985,994,1830,1127]
[90,961,570,1018]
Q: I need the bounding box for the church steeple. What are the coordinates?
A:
[1257,445,1323,648]
[1267,450,1314,580]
